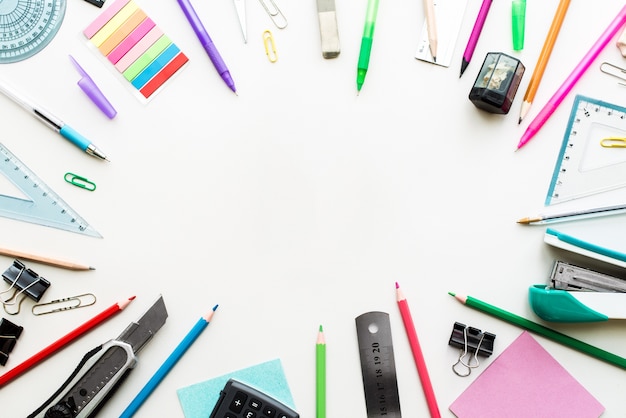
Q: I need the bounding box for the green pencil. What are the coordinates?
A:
[316,325,326,418]
[449,292,626,370]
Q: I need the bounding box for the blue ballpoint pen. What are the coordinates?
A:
[0,79,108,161]
[176,0,237,93]
[119,304,219,417]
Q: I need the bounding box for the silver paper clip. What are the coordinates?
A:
[258,0,287,29]
[600,62,626,86]
[32,293,97,315]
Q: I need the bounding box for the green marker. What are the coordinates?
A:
[512,0,526,50]
[356,0,380,92]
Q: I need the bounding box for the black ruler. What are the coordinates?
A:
[355,311,402,418]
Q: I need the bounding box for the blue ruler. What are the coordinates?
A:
[546,95,626,205]
[0,143,101,238]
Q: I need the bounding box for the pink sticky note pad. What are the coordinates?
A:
[450,331,605,418]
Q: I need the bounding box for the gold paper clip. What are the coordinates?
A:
[263,30,278,63]
[32,293,96,315]
[258,0,287,29]
[600,137,626,148]
[600,62,626,86]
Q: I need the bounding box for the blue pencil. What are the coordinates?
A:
[119,304,219,417]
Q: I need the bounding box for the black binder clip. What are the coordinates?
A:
[0,260,51,315]
[449,321,496,377]
[0,318,23,365]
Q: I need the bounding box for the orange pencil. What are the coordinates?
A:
[0,296,135,387]
[518,0,571,123]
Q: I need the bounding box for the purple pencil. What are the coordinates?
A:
[460,0,493,77]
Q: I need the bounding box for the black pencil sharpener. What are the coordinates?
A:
[469,52,525,114]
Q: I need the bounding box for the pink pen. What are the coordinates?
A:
[517,4,626,150]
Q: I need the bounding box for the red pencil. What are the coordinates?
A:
[0,296,135,387]
[395,282,440,418]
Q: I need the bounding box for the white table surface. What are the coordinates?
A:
[2,0,626,416]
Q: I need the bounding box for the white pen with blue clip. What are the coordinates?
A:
[0,79,108,161]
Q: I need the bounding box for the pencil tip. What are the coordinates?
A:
[213,304,219,311]
[89,266,96,270]
[129,295,137,300]
[319,324,323,332]
[448,291,456,297]
[518,117,522,124]
[395,281,399,289]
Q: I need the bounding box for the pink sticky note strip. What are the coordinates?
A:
[84,0,131,39]
[107,17,155,64]
[449,331,605,418]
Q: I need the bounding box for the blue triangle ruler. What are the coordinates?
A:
[546,95,626,205]
[0,143,101,238]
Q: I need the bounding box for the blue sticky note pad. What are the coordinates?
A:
[176,358,296,418]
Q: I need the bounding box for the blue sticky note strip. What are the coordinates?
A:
[131,42,181,89]
[176,358,296,418]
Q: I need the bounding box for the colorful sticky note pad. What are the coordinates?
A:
[449,331,605,418]
[84,0,188,100]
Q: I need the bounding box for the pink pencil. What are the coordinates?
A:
[517,4,626,150]
[395,282,440,418]
[0,296,135,387]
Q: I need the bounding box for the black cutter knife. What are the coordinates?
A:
[28,296,168,418]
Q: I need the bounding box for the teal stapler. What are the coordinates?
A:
[528,261,626,322]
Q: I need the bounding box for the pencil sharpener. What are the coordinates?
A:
[469,52,525,114]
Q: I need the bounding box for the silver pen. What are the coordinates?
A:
[0,79,108,161]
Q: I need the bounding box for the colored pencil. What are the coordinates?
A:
[0,245,94,271]
[423,0,438,62]
[0,296,135,387]
[396,283,440,418]
[518,0,571,123]
[316,325,326,418]
[460,0,493,77]
[119,304,218,418]
[517,4,626,149]
[449,292,626,369]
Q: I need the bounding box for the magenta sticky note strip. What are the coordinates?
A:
[449,332,604,418]
[84,0,131,39]
[107,17,155,64]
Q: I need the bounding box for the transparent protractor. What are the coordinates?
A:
[0,0,67,63]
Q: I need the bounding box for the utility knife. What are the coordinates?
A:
[29,296,168,418]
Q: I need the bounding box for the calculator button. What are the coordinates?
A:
[229,391,248,413]
[276,412,297,418]
[263,406,276,417]
[224,414,237,418]
[243,410,257,418]
[249,398,262,410]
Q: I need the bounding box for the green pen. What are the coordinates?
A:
[356,0,380,92]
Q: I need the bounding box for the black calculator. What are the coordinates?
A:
[209,378,300,418]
